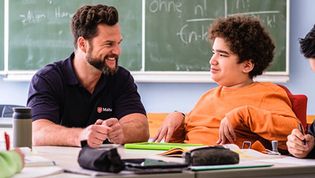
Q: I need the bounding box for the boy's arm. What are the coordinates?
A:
[227,105,299,150]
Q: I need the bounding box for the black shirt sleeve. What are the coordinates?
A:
[27,66,63,124]
[113,68,146,119]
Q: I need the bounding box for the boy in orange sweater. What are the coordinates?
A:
[153,15,300,153]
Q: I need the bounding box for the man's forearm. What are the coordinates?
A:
[120,115,149,143]
[32,119,82,146]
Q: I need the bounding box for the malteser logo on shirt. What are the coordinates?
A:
[97,107,102,113]
[97,107,113,113]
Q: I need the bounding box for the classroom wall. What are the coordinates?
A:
[0,0,315,114]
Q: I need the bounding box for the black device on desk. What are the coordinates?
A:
[123,158,188,174]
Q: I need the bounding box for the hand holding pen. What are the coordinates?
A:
[286,123,315,158]
[298,123,306,145]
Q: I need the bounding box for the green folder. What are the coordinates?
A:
[124,142,203,150]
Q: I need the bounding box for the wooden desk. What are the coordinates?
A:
[25,146,315,178]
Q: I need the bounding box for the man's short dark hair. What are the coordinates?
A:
[71,4,119,49]
[299,25,315,59]
[209,15,275,79]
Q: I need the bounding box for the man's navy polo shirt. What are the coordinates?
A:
[27,53,146,127]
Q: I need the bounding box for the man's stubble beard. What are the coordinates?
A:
[86,49,119,75]
[87,56,119,76]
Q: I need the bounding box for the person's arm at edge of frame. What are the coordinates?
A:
[0,149,24,177]
[286,128,315,158]
[118,113,149,143]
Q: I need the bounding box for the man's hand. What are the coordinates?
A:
[287,129,315,158]
[217,117,236,145]
[102,118,125,144]
[79,119,112,148]
[152,112,185,143]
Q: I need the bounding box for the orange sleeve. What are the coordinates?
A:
[227,105,299,150]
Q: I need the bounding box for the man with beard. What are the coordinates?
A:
[27,4,149,148]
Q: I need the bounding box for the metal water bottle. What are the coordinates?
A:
[13,107,32,148]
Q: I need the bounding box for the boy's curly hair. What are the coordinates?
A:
[209,15,275,78]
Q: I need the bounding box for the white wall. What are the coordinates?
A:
[1,0,315,115]
[0,80,29,106]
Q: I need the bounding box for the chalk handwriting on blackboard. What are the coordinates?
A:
[148,0,279,45]
[144,0,286,72]
[148,0,182,14]
[20,7,72,25]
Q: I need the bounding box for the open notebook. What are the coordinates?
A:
[158,146,206,157]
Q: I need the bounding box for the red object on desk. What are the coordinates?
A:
[4,132,10,150]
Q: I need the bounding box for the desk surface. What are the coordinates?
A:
[2,124,315,178]
[32,146,194,178]
[11,145,314,178]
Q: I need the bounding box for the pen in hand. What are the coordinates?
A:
[298,123,306,145]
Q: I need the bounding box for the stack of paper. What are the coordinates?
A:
[13,149,64,178]
[13,166,64,178]
[25,155,56,167]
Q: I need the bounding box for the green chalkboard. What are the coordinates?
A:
[145,0,287,72]
[3,0,287,75]
[8,0,142,71]
[0,0,4,71]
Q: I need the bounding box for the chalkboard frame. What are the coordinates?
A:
[1,0,289,83]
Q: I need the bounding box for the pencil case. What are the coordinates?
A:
[77,141,125,173]
[184,146,239,166]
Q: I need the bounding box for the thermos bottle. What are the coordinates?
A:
[13,107,32,148]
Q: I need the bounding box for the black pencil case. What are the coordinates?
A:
[184,146,239,166]
[77,141,125,173]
